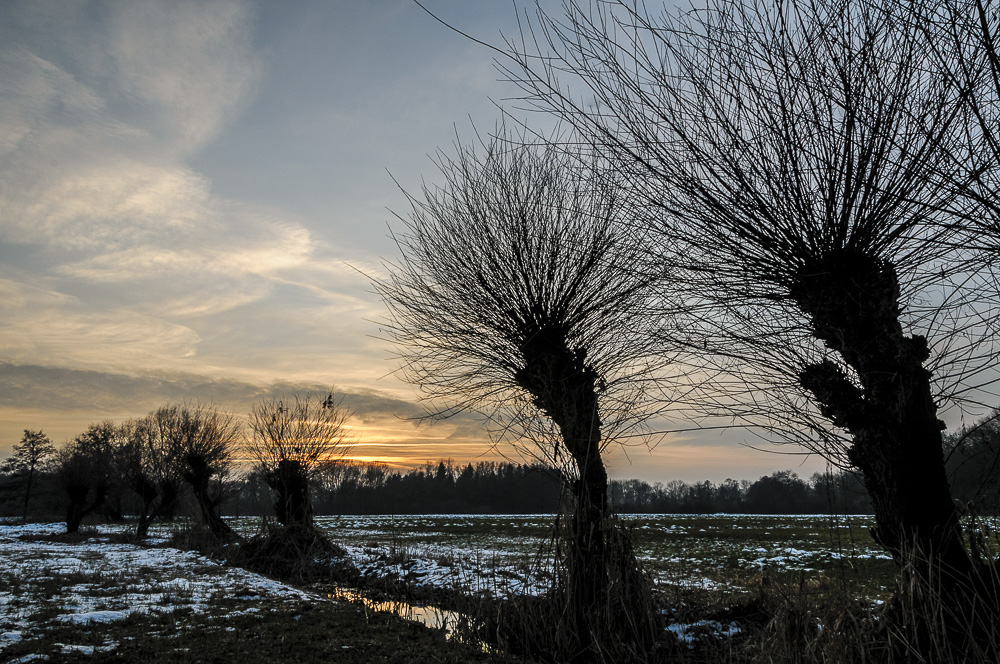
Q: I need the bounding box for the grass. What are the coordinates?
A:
[1,522,530,663]
[9,515,999,663]
[307,514,898,600]
[3,596,531,663]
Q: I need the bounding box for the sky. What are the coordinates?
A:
[0,0,831,484]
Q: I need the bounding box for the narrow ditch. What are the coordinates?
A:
[324,586,463,637]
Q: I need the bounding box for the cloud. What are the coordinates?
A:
[0,362,495,464]
[105,0,259,152]
[0,0,376,375]
[0,279,201,372]
[0,361,485,429]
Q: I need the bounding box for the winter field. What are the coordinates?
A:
[0,514,905,661]
[312,514,897,598]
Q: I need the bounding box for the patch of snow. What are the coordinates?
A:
[0,521,324,646]
[667,619,742,646]
[57,611,130,624]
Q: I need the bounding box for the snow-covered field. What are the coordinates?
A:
[310,513,896,594]
[0,513,902,660]
[0,521,323,661]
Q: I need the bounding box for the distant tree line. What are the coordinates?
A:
[610,471,871,515]
[295,460,560,516]
[4,411,1000,523]
[260,462,876,516]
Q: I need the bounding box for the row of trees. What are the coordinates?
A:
[376,0,1000,657]
[612,471,872,515]
[238,462,874,516]
[1,435,890,521]
[0,394,354,538]
[4,400,996,526]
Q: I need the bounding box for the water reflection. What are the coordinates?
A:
[326,587,459,636]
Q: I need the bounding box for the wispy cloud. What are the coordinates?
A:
[0,0,374,379]
[0,362,494,468]
[0,279,201,371]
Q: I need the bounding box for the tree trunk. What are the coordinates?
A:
[132,476,158,539]
[66,485,88,534]
[567,436,610,656]
[21,467,34,522]
[65,483,106,534]
[516,327,613,659]
[793,249,992,642]
[267,459,312,528]
[184,455,236,539]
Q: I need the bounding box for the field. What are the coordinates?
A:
[312,513,896,599]
[0,514,905,661]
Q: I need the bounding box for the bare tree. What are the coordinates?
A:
[902,0,1000,272]
[499,0,1000,627]
[172,404,242,540]
[2,429,56,520]
[375,130,665,655]
[56,422,118,533]
[247,393,352,529]
[117,408,186,538]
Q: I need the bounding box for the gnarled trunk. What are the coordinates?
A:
[65,483,107,534]
[562,400,610,647]
[793,249,992,643]
[185,454,237,540]
[516,322,651,659]
[132,477,181,539]
[267,459,313,528]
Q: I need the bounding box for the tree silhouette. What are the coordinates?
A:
[247,393,352,529]
[117,409,186,538]
[904,0,1000,279]
[500,0,1000,638]
[170,404,242,540]
[56,422,118,533]
[376,129,665,655]
[2,429,55,521]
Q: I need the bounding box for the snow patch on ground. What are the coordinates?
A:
[341,542,553,597]
[667,619,742,645]
[0,522,321,658]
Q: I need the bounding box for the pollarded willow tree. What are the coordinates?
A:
[171,404,242,540]
[57,422,118,533]
[118,409,186,539]
[247,393,353,529]
[500,0,1000,630]
[376,130,667,656]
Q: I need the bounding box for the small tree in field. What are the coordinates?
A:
[376,130,665,657]
[172,404,242,540]
[247,393,352,529]
[117,408,185,538]
[2,429,56,520]
[56,423,117,533]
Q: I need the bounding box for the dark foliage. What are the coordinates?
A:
[1,429,56,520]
[310,460,561,516]
[612,471,873,516]
[55,422,117,533]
